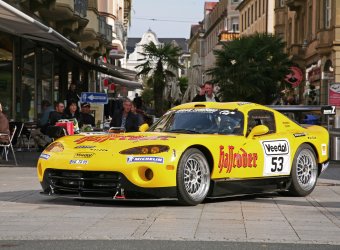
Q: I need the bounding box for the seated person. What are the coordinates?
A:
[0,102,9,144]
[80,102,95,128]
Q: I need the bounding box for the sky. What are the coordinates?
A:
[128,0,208,38]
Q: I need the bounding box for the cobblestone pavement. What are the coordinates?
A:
[0,155,339,244]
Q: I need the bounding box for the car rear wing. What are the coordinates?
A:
[266,105,336,128]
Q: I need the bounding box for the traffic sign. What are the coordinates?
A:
[80,92,108,104]
[321,106,336,115]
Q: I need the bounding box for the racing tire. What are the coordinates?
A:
[176,148,210,206]
[288,144,318,196]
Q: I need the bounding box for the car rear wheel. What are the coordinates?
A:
[177,148,210,205]
[289,144,318,196]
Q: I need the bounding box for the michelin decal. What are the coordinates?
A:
[261,139,290,176]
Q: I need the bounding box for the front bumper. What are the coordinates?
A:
[40,168,177,200]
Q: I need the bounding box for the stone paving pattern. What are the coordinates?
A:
[0,153,339,244]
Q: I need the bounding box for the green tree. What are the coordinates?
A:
[136,42,183,117]
[178,76,188,94]
[207,33,291,104]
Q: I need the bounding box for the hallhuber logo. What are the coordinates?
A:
[127,156,164,164]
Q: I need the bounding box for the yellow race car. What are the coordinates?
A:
[37,102,329,205]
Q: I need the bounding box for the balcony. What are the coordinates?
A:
[286,0,305,12]
[99,16,112,43]
[38,0,88,35]
[13,0,53,12]
[316,29,334,56]
[114,21,125,43]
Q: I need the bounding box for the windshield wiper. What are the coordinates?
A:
[166,129,201,134]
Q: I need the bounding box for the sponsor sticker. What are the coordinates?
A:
[293,133,306,138]
[74,152,95,158]
[218,145,258,173]
[127,156,164,164]
[321,144,327,156]
[39,153,50,160]
[75,145,96,149]
[261,139,290,176]
[69,160,88,165]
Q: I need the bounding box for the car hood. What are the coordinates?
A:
[53,131,232,152]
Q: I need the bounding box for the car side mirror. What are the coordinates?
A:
[248,125,269,138]
[139,123,149,132]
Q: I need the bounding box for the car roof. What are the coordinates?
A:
[172,102,272,113]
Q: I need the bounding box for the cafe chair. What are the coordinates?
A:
[9,121,24,149]
[0,125,18,165]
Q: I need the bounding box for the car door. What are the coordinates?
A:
[240,109,291,178]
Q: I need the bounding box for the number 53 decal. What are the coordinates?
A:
[261,139,291,176]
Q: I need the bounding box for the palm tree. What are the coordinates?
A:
[136,42,183,117]
[207,33,291,104]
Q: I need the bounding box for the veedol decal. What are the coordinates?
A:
[39,153,50,160]
[218,145,258,173]
[262,140,289,155]
[127,156,164,164]
[261,139,290,176]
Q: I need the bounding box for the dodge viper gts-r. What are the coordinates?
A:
[37,102,329,205]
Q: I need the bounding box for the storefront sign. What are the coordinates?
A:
[322,72,334,80]
[284,66,303,88]
[308,67,321,82]
[321,106,336,115]
[329,82,340,106]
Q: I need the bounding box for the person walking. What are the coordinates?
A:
[192,81,220,102]
[133,93,143,110]
[110,98,139,132]
[66,83,79,105]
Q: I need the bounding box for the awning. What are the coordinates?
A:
[59,47,143,90]
[0,0,76,48]
[106,75,143,90]
[102,62,137,81]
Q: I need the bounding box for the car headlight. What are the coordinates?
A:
[120,145,169,155]
[45,142,64,152]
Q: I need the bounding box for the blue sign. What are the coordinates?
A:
[81,92,108,104]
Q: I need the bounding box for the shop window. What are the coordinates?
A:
[324,0,331,29]
[0,32,13,118]
[19,40,36,122]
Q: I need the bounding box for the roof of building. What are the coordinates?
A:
[126,37,189,56]
[204,2,218,11]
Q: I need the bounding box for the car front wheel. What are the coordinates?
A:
[289,144,318,196]
[176,148,210,205]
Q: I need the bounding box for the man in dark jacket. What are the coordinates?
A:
[110,98,139,132]
[192,81,220,102]
[48,101,66,126]
[80,102,95,127]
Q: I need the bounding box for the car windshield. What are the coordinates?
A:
[148,108,244,135]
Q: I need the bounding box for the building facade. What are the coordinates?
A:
[185,0,240,102]
[0,0,133,122]
[124,29,189,102]
[275,0,339,108]
[238,0,275,35]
